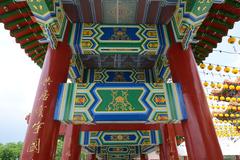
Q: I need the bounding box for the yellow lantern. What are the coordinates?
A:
[210,82,216,88]
[238,107,240,111]
[225,113,229,117]
[232,68,238,74]
[228,36,236,44]
[226,97,231,102]
[232,106,237,110]
[219,113,223,117]
[215,65,222,72]
[231,97,237,102]
[221,106,226,109]
[233,120,237,123]
[209,95,214,100]
[213,113,218,117]
[236,114,240,117]
[220,96,225,101]
[223,84,228,89]
[224,66,231,73]
[229,85,235,90]
[199,63,206,69]
[208,64,214,70]
[228,106,232,110]
[217,83,222,89]
[203,81,209,87]
[214,96,219,100]
[230,114,235,118]
[236,86,240,91]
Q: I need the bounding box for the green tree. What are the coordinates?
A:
[0,142,23,160]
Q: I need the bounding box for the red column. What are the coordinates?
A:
[167,28,223,159]
[61,125,81,160]
[159,144,165,160]
[21,27,72,159]
[161,124,179,160]
[236,155,240,160]
[140,154,148,160]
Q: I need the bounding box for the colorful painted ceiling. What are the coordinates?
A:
[0,0,240,67]
[62,0,177,24]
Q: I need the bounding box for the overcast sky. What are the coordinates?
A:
[0,23,41,143]
[0,21,240,150]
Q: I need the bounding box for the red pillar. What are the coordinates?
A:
[236,155,240,160]
[159,144,165,160]
[61,125,81,160]
[21,28,72,159]
[140,154,148,160]
[167,28,223,159]
[161,124,179,160]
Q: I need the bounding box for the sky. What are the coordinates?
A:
[0,23,41,143]
[0,20,240,153]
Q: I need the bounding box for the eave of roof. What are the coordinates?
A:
[0,0,47,67]
[192,0,240,64]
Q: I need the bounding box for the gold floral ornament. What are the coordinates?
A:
[107,90,133,111]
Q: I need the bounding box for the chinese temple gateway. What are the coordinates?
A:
[1,0,240,159]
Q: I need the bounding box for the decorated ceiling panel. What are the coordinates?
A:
[62,0,177,24]
[79,130,162,146]
[54,83,187,124]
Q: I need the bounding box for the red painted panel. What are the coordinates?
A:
[136,0,146,24]
[62,4,81,22]
[146,1,159,24]
[158,6,176,24]
[80,0,92,23]
[94,0,102,22]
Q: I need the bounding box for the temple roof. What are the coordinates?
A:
[192,0,240,64]
[0,0,240,67]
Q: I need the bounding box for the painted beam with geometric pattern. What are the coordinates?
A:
[54,83,187,124]
[79,130,162,146]
[68,23,170,56]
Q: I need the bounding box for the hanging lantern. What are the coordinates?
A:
[223,84,229,89]
[224,66,231,73]
[209,95,214,100]
[225,113,229,117]
[228,36,236,44]
[226,97,231,101]
[217,83,222,89]
[230,114,235,118]
[221,105,226,109]
[203,81,209,87]
[210,82,216,88]
[229,85,235,90]
[208,64,214,70]
[199,63,206,69]
[219,113,223,117]
[231,97,237,102]
[232,68,238,74]
[214,96,219,100]
[213,113,218,117]
[220,96,225,101]
[236,86,240,91]
[215,65,222,72]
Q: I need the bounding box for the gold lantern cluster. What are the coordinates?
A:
[199,63,239,74]
[203,81,240,90]
[208,95,240,103]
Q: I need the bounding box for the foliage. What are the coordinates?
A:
[0,142,23,160]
